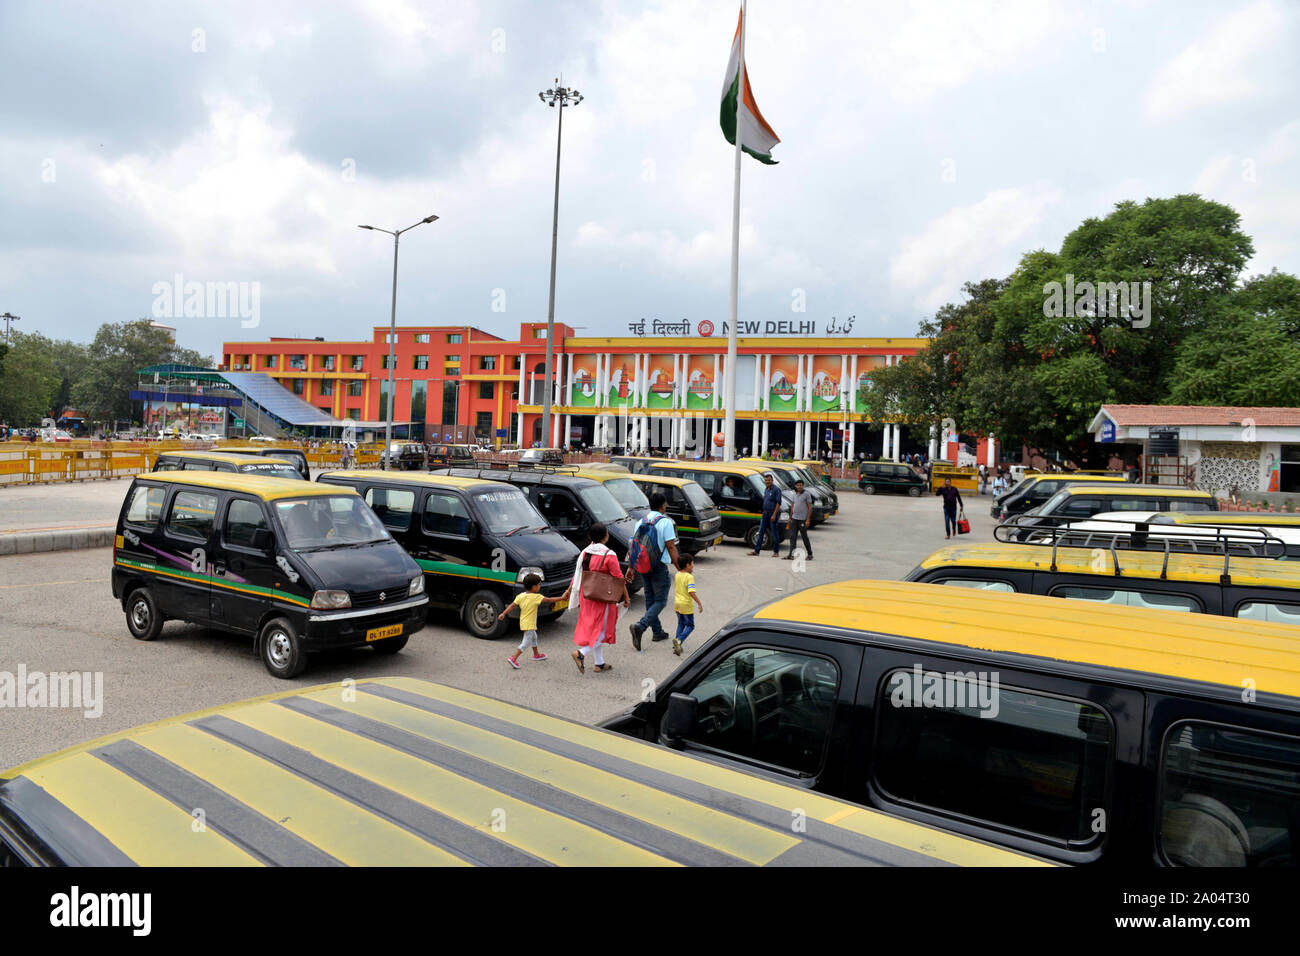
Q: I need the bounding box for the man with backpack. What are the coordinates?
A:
[627,491,680,651]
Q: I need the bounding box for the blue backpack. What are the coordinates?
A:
[628,515,664,574]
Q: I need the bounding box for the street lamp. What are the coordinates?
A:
[537,79,583,451]
[1,312,19,345]
[359,215,439,468]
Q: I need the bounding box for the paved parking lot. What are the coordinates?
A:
[0,487,998,768]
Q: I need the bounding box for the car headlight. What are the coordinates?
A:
[516,566,543,583]
[310,590,352,610]
[409,574,425,595]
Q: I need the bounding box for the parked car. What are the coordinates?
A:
[858,460,927,497]
[111,471,426,677]
[152,451,304,481]
[603,579,1300,866]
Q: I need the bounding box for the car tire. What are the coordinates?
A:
[260,617,308,679]
[908,486,922,497]
[744,524,760,549]
[464,589,508,639]
[371,634,409,655]
[862,484,876,494]
[125,586,164,641]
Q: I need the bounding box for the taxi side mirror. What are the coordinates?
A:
[466,520,480,539]
[251,528,274,554]
[659,693,697,749]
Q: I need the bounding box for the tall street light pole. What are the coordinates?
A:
[538,80,582,451]
[1,312,19,345]
[359,215,439,468]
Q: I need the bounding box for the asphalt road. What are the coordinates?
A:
[0,488,998,768]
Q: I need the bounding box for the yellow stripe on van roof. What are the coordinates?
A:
[754,580,1300,698]
[156,451,290,464]
[137,471,348,500]
[317,469,501,490]
[1171,513,1300,527]
[919,542,1300,588]
[628,473,693,488]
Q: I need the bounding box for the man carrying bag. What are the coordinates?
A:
[627,492,679,652]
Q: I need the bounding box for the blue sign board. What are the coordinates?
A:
[496,428,508,437]
[1100,420,1116,443]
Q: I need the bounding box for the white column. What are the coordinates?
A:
[565,353,574,406]
[712,354,721,410]
[564,414,571,448]
[987,432,996,467]
[794,416,803,458]
[551,411,560,448]
[752,354,762,412]
[761,419,769,455]
[849,354,858,415]
[928,424,938,461]
[681,353,691,410]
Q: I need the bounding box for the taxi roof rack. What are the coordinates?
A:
[993,515,1288,584]
[432,465,583,482]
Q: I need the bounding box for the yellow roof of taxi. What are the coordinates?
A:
[628,473,695,488]
[138,471,346,500]
[0,677,1045,867]
[157,451,291,464]
[920,541,1300,588]
[1022,473,1127,485]
[754,580,1300,700]
[649,460,767,473]
[1171,513,1300,526]
[318,469,500,491]
[1055,484,1212,498]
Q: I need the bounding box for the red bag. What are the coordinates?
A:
[957,515,971,535]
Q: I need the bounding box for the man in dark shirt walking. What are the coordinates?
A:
[749,472,783,557]
[936,477,964,539]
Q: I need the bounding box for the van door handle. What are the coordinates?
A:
[214,561,227,577]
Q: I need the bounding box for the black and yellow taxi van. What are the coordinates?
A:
[153,450,304,480]
[741,459,837,520]
[0,676,1045,866]
[646,460,793,549]
[217,443,311,479]
[907,533,1300,620]
[603,579,1300,866]
[431,465,638,566]
[426,443,477,468]
[857,460,927,496]
[992,472,1128,521]
[628,472,724,555]
[112,472,427,678]
[1010,484,1217,538]
[315,470,579,639]
[572,465,652,521]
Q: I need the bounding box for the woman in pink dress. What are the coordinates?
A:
[563,522,629,674]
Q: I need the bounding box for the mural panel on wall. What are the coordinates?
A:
[606,359,636,408]
[646,356,676,409]
[854,355,886,412]
[768,355,800,410]
[810,356,842,412]
[570,355,598,408]
[685,359,714,410]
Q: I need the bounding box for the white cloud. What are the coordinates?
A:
[1144,0,1287,121]
[890,185,1063,312]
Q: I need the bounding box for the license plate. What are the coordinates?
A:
[365,623,403,642]
[552,599,568,611]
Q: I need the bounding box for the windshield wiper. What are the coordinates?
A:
[505,525,529,536]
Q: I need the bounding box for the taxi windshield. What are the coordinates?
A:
[602,477,649,511]
[471,487,547,534]
[274,495,391,550]
[578,485,629,523]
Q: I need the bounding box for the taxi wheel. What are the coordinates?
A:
[862,484,876,494]
[464,589,508,640]
[260,617,308,679]
[371,634,409,655]
[743,525,760,549]
[908,486,922,497]
[125,587,163,641]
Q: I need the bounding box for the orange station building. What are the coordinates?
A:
[222,322,928,458]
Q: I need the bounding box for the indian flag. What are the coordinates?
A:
[720,7,780,165]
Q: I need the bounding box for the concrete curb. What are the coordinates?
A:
[0,527,116,556]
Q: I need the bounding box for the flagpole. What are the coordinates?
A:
[724,1,745,463]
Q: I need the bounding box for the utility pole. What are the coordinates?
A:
[538,79,583,450]
[1,313,19,344]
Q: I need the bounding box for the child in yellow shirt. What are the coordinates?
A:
[498,574,565,669]
[671,554,703,657]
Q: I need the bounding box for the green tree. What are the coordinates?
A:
[0,332,61,426]
[1168,270,1300,406]
[72,320,213,425]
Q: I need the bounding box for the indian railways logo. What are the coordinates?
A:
[697,319,714,337]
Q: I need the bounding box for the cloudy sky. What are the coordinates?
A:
[3,0,1297,359]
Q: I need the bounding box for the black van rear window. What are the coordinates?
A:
[874,673,1112,845]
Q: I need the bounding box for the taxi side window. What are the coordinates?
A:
[873,675,1112,844]
[665,486,687,510]
[181,460,214,471]
[422,492,471,537]
[689,472,719,496]
[1236,602,1300,624]
[685,647,839,776]
[937,578,1016,592]
[167,491,218,540]
[365,488,415,530]
[153,458,180,471]
[224,498,269,549]
[1052,586,1200,613]
[1160,722,1300,866]
[125,485,166,528]
[720,475,748,500]
[535,490,583,530]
